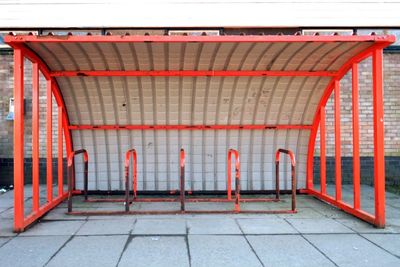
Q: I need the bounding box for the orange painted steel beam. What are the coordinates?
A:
[334,80,342,202]
[16,193,68,232]
[5,34,396,44]
[50,70,338,77]
[352,64,361,210]
[13,48,24,232]
[46,79,53,202]
[32,62,40,212]
[320,106,327,195]
[68,124,312,130]
[58,106,64,196]
[372,48,386,228]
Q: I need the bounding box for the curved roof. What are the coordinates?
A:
[5,34,394,191]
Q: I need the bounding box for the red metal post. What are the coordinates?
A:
[228,149,240,212]
[372,48,386,228]
[320,106,327,194]
[227,151,232,200]
[67,149,89,212]
[58,106,63,196]
[32,62,40,212]
[180,149,185,212]
[352,64,361,209]
[275,149,297,212]
[13,48,24,232]
[124,149,137,212]
[47,79,53,202]
[334,80,342,201]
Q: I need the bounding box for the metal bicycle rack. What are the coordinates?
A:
[67,147,297,216]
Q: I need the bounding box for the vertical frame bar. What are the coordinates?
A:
[372,48,385,228]
[58,106,63,196]
[320,106,326,194]
[47,79,53,202]
[334,80,342,201]
[13,49,25,231]
[32,62,40,212]
[352,64,361,209]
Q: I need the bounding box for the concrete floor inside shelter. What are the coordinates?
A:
[0,184,400,267]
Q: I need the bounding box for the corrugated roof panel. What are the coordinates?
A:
[9,34,391,191]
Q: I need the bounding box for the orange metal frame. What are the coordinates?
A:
[6,33,394,231]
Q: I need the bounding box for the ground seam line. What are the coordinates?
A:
[234,218,265,267]
[284,218,339,267]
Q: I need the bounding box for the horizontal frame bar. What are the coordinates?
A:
[307,189,375,225]
[50,70,337,77]
[16,193,68,232]
[5,34,396,44]
[68,124,312,130]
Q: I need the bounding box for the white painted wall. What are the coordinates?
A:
[0,0,399,28]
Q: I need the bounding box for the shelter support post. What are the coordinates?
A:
[13,48,24,232]
[32,62,40,212]
[46,79,53,202]
[320,106,326,195]
[334,80,342,202]
[372,48,385,228]
[352,64,361,210]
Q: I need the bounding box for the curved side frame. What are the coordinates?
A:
[8,42,74,232]
[10,43,74,155]
[306,42,389,227]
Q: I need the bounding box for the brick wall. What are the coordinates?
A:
[0,50,66,185]
[0,50,399,186]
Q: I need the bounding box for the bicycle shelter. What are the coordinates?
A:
[5,33,394,232]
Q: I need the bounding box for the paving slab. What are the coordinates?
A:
[188,235,262,267]
[237,218,297,234]
[362,234,400,257]
[312,205,354,219]
[0,237,10,247]
[133,218,186,235]
[47,235,128,267]
[118,236,189,267]
[276,207,323,219]
[0,236,69,267]
[76,219,134,235]
[41,208,87,221]
[187,218,242,234]
[137,202,181,211]
[305,234,400,267]
[186,202,232,211]
[19,220,85,236]
[336,218,398,233]
[247,235,335,267]
[287,218,354,234]
[0,219,17,237]
[387,199,400,209]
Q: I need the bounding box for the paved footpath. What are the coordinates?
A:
[0,185,399,267]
